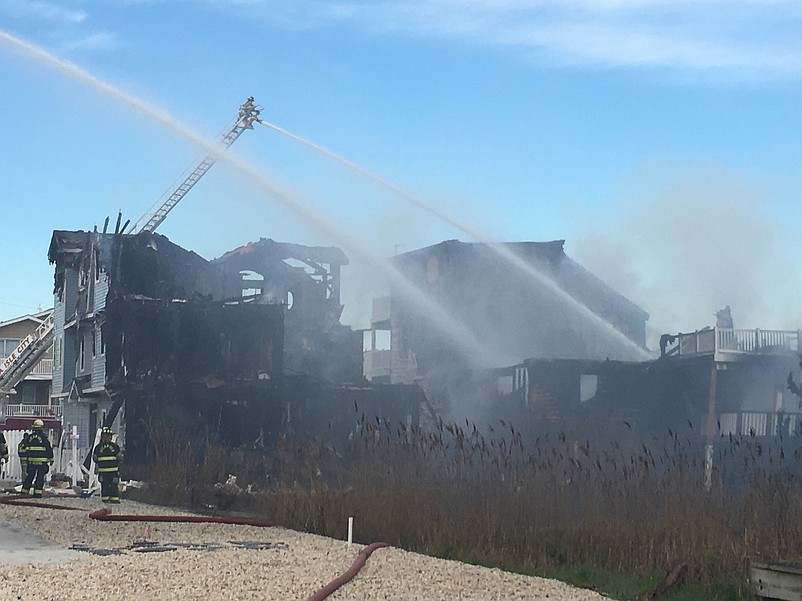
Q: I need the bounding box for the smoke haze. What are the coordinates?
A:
[574,164,802,350]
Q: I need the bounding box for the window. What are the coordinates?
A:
[373,330,391,350]
[580,374,598,403]
[0,338,21,358]
[79,337,85,372]
[240,270,264,297]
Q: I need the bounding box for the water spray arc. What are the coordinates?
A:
[0,30,509,370]
[257,121,651,360]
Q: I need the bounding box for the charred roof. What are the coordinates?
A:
[392,239,648,321]
[213,237,349,266]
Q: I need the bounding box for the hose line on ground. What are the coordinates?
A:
[306,542,391,601]
[2,492,390,601]
[89,507,276,527]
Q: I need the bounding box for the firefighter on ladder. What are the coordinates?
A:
[93,427,122,503]
[21,419,53,498]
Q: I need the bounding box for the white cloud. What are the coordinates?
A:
[8,0,802,78]
[232,0,802,79]
[62,31,117,52]
[1,0,87,24]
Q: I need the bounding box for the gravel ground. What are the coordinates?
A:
[0,491,609,601]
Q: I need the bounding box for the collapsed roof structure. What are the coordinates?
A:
[46,228,419,473]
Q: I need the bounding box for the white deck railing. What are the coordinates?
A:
[3,403,63,417]
[719,411,802,437]
[669,328,800,359]
[28,358,53,377]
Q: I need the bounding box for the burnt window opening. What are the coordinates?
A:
[240,270,264,298]
[100,324,106,356]
[120,332,127,377]
[373,329,391,351]
[78,336,85,372]
[92,325,97,358]
[580,374,598,403]
[283,258,334,299]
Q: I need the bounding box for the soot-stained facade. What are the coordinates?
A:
[364,240,650,387]
[481,343,802,455]
[211,238,362,384]
[47,228,378,471]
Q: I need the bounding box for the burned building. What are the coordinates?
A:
[364,240,650,386]
[47,228,378,471]
[481,326,802,455]
[210,238,362,383]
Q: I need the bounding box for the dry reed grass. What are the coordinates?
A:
[138,414,802,589]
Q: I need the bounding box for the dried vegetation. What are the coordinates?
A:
[136,415,802,594]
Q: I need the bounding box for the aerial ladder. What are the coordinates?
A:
[99,98,262,433]
[128,97,263,234]
[0,312,55,394]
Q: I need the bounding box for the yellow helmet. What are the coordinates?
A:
[32,419,44,428]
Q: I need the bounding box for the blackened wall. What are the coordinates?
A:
[109,232,214,302]
[104,298,284,387]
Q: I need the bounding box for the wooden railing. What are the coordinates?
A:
[719,411,802,437]
[3,403,62,418]
[667,328,800,359]
[28,358,53,376]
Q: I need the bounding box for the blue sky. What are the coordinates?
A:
[2,0,802,348]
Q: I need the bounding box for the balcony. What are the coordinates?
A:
[665,328,800,362]
[4,403,62,418]
[25,357,53,379]
[720,411,802,437]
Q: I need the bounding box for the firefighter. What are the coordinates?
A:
[21,419,53,498]
[0,431,8,475]
[0,431,7,460]
[17,432,30,482]
[93,427,122,504]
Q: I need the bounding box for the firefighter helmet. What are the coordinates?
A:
[101,427,113,438]
[32,419,44,428]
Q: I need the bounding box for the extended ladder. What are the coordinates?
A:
[0,312,55,394]
[129,97,262,234]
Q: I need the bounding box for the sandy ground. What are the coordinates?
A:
[0,490,610,601]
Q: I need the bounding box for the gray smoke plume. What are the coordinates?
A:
[574,164,802,349]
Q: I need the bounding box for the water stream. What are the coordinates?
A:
[0,29,512,370]
[259,120,652,360]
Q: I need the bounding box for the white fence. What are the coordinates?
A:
[1,427,84,487]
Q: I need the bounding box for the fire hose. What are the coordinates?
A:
[1,492,390,601]
[305,542,391,601]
